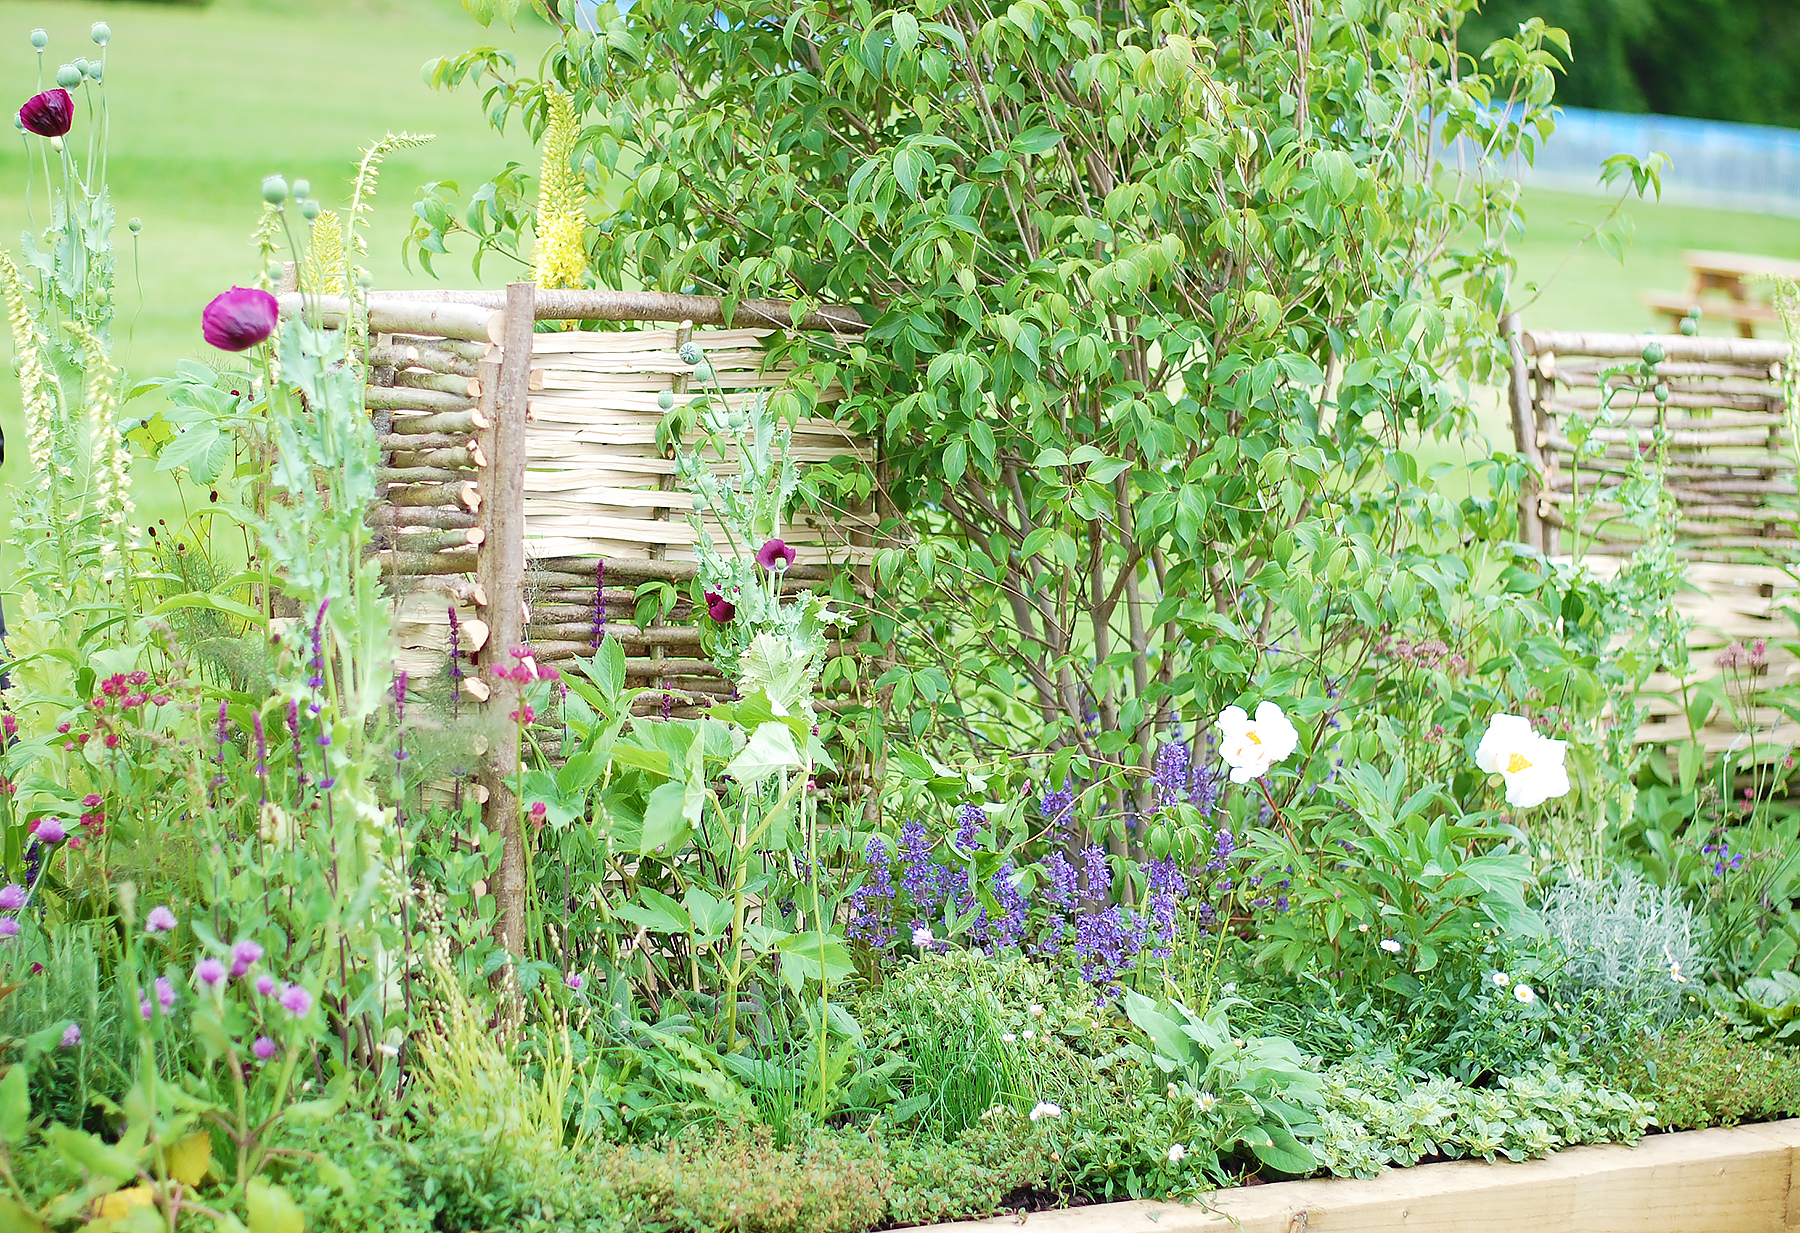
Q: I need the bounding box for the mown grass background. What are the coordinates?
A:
[0,0,1793,542]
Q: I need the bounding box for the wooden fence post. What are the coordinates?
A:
[479,281,537,971]
[1503,312,1548,553]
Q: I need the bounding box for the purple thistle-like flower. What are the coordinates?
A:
[1040,852,1079,909]
[196,957,226,986]
[252,1035,278,1061]
[953,804,983,850]
[155,977,176,1009]
[756,538,798,572]
[0,917,18,938]
[898,819,942,910]
[0,885,25,912]
[202,287,279,352]
[145,905,177,934]
[18,88,73,138]
[33,819,66,845]
[255,973,278,997]
[59,1023,80,1048]
[278,984,314,1017]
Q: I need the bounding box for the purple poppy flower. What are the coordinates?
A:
[145,905,177,934]
[196,957,226,986]
[704,590,736,622]
[60,1023,80,1048]
[201,286,279,352]
[252,1035,278,1061]
[32,818,66,845]
[0,918,17,938]
[755,539,797,572]
[18,89,72,138]
[0,885,25,912]
[278,984,313,1016]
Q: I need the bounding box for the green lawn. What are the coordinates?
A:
[0,0,554,541]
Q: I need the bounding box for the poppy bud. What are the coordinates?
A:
[73,58,90,77]
[1640,342,1665,366]
[300,199,321,220]
[292,178,310,200]
[202,287,280,352]
[91,23,111,46]
[29,29,47,50]
[85,63,102,84]
[18,88,72,137]
[261,174,289,205]
[678,341,704,365]
[54,64,79,88]
[127,218,141,234]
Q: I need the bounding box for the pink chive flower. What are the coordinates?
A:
[156,978,176,1009]
[0,885,25,912]
[755,539,797,572]
[0,918,18,938]
[230,939,264,978]
[278,984,313,1017]
[196,957,226,986]
[32,819,66,844]
[145,905,177,934]
[251,1036,278,1062]
[255,973,278,997]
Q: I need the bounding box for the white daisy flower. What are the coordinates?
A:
[1513,982,1536,1004]
[1167,1143,1188,1163]
[1001,1032,1016,1044]
[1194,1091,1219,1113]
[1379,938,1402,954]
[1491,971,1510,986]
[1028,1003,1045,1018]
[1029,1101,1062,1122]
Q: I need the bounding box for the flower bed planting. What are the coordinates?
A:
[0,4,1796,1233]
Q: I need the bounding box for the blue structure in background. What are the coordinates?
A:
[1475,106,1800,218]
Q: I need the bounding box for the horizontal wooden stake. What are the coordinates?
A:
[384,481,481,511]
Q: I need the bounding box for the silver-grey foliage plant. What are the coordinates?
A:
[1540,872,1704,1024]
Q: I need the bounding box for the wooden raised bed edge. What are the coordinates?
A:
[927,1119,1800,1233]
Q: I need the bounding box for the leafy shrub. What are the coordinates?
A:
[273,1113,436,1233]
[0,923,129,1129]
[1317,1061,1652,1178]
[1619,1016,1800,1130]
[1541,872,1703,1026]
[1707,969,1800,1044]
[598,1125,890,1233]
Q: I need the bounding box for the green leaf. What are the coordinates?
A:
[49,1126,139,1183]
[727,722,805,785]
[0,1066,27,1146]
[1249,1124,1317,1175]
[639,780,692,854]
[246,1180,306,1233]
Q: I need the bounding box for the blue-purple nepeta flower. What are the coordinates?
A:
[1074,904,1147,990]
[953,804,983,850]
[1038,779,1076,829]
[1152,738,1191,809]
[898,819,942,910]
[1040,851,1079,909]
[848,835,896,947]
[1206,826,1236,872]
[1081,845,1112,900]
[990,860,1029,951]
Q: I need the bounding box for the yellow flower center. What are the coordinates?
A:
[1246,731,1262,747]
[1506,751,1532,774]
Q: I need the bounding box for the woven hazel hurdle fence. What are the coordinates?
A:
[277,282,878,955]
[1505,322,1800,751]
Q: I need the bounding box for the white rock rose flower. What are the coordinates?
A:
[1217,701,1300,784]
[1474,713,1571,808]
[1029,1101,1063,1122]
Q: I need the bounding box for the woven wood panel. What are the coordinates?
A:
[1513,330,1799,752]
[365,304,877,703]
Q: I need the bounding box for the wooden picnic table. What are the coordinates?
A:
[1644,249,1800,338]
